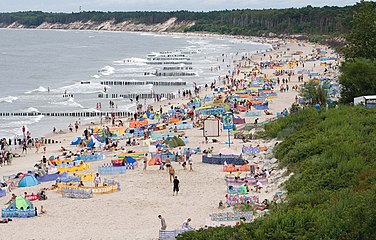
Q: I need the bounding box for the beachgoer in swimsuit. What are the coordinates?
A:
[169,166,175,182]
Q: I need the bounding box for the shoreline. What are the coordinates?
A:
[0,27,276,48]
[0,29,274,140]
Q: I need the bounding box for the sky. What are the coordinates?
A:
[0,0,360,13]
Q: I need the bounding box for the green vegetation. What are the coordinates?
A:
[339,1,376,104]
[178,107,376,240]
[299,81,327,105]
[0,5,355,36]
[345,1,376,60]
[339,58,376,104]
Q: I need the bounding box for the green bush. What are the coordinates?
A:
[178,106,376,239]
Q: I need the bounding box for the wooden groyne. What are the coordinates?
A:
[0,111,132,117]
[100,80,187,86]
[98,93,175,99]
[144,72,196,77]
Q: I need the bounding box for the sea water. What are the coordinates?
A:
[0,29,270,138]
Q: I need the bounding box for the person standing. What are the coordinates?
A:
[169,166,175,182]
[22,126,26,138]
[74,121,79,133]
[143,154,148,171]
[173,176,180,196]
[177,147,182,163]
[22,141,27,155]
[158,215,167,230]
[35,140,40,153]
[185,148,190,162]
[94,173,101,187]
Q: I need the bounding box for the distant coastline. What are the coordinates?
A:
[0,21,276,51]
[0,17,194,33]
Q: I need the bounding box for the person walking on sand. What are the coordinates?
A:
[173,176,180,196]
[35,140,40,153]
[158,215,167,230]
[169,166,175,182]
[74,121,79,133]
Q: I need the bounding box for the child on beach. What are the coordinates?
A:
[94,173,101,187]
[182,161,187,170]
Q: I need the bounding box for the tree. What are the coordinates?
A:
[345,1,376,60]
[299,81,328,105]
[339,58,376,103]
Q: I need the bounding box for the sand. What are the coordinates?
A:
[0,36,340,240]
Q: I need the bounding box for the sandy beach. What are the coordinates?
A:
[0,36,340,240]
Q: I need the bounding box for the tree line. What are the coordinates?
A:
[0,5,355,36]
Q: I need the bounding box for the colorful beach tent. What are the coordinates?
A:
[18,174,40,187]
[149,154,162,166]
[125,156,136,164]
[8,196,33,210]
[167,137,185,148]
[71,137,81,145]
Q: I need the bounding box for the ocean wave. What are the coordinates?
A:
[51,98,84,108]
[25,86,48,94]
[99,66,115,76]
[115,67,152,74]
[58,82,107,94]
[139,32,156,36]
[0,96,18,103]
[81,108,101,113]
[145,84,153,89]
[187,39,209,45]
[23,107,40,113]
[92,74,100,79]
[114,57,147,66]
[0,115,44,131]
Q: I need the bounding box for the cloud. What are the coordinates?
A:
[0,0,360,12]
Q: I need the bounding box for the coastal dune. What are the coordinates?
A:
[1,17,195,32]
